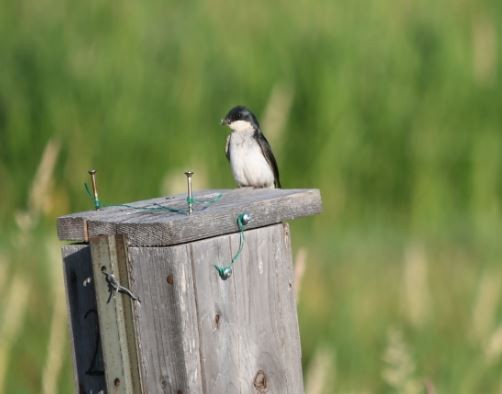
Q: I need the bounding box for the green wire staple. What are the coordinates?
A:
[214,213,251,280]
[188,194,223,205]
[84,183,222,214]
[84,182,101,210]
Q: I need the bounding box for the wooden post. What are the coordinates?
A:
[58,188,322,393]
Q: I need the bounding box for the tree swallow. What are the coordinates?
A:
[221,105,281,189]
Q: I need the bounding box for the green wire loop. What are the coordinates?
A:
[214,213,250,280]
[84,183,222,214]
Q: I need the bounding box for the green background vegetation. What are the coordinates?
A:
[1,0,501,392]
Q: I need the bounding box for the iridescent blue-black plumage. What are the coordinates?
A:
[222,106,281,189]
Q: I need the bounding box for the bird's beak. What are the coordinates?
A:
[221,118,229,126]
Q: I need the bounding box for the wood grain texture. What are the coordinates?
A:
[62,244,107,393]
[57,188,322,246]
[90,235,142,394]
[189,223,303,394]
[127,245,203,393]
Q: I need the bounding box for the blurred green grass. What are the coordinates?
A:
[1,0,501,392]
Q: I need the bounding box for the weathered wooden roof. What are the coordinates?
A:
[57,188,322,246]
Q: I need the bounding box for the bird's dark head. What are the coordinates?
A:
[221,105,260,132]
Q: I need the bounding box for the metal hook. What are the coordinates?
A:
[101,267,140,303]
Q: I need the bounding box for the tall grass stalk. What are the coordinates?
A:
[2,139,61,392]
[305,345,335,394]
[28,139,61,220]
[294,247,307,301]
[484,324,502,364]
[402,243,430,328]
[381,327,422,394]
[471,272,500,343]
[471,14,497,85]
[14,139,60,246]
[261,82,294,149]
[0,275,30,394]
[0,256,7,298]
[41,241,67,394]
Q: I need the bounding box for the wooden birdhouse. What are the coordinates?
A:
[57,187,322,393]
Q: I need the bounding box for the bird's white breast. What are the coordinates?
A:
[228,128,275,188]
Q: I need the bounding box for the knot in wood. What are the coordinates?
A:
[253,370,267,392]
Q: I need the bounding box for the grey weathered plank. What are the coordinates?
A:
[57,188,322,247]
[62,244,107,393]
[128,245,203,393]
[90,235,142,394]
[189,223,304,393]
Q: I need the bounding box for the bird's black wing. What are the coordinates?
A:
[225,134,231,161]
[254,129,281,188]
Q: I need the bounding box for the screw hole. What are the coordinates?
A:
[114,378,120,387]
[167,274,174,285]
[215,313,221,329]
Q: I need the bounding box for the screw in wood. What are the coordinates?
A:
[184,171,194,215]
[88,169,101,209]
